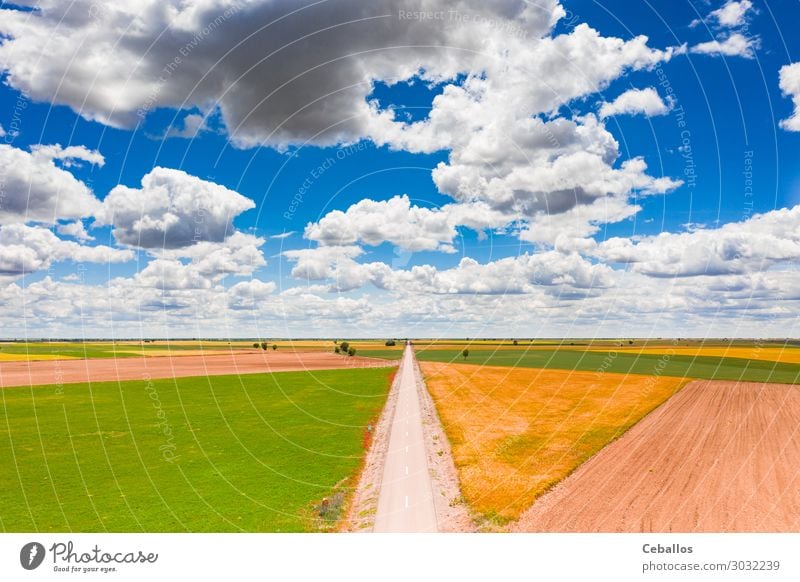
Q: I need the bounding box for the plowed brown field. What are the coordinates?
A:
[515,380,800,532]
[0,351,394,388]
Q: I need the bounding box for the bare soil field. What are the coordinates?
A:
[0,351,395,388]
[515,380,800,532]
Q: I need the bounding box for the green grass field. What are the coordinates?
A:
[410,338,800,348]
[356,349,405,360]
[414,347,800,384]
[0,368,393,532]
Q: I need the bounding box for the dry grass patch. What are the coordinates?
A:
[420,362,687,524]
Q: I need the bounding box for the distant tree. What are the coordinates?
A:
[340,341,350,352]
[513,340,518,346]
[261,341,267,350]
[462,348,469,360]
[385,339,396,347]
[334,347,341,354]
[272,344,277,350]
[348,347,356,357]
[253,343,259,349]
[629,340,634,345]
[334,339,339,345]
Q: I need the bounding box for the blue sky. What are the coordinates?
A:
[0,0,799,338]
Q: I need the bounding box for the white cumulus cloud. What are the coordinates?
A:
[0,143,103,224]
[599,87,672,118]
[56,221,94,242]
[97,167,255,249]
[708,1,755,28]
[306,195,457,253]
[690,33,758,58]
[779,62,800,132]
[228,279,278,310]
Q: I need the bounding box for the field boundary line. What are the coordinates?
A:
[413,356,475,532]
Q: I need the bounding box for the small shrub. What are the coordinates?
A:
[317,491,346,524]
[348,347,356,357]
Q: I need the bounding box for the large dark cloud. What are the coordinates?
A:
[0,0,562,148]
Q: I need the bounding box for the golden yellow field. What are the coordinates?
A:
[117,349,253,357]
[582,346,800,364]
[420,362,688,523]
[0,353,79,361]
[415,341,800,366]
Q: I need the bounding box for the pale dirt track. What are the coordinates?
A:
[515,380,800,532]
[0,351,395,388]
[373,345,438,532]
[346,346,472,532]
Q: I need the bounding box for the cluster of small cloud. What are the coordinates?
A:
[0,224,132,280]
[592,205,800,277]
[0,0,798,336]
[4,262,800,338]
[0,139,266,302]
[688,1,759,58]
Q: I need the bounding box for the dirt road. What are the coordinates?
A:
[0,351,394,388]
[373,344,438,532]
[515,380,800,532]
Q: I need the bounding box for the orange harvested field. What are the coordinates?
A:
[516,380,800,532]
[0,351,395,389]
[419,362,686,523]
